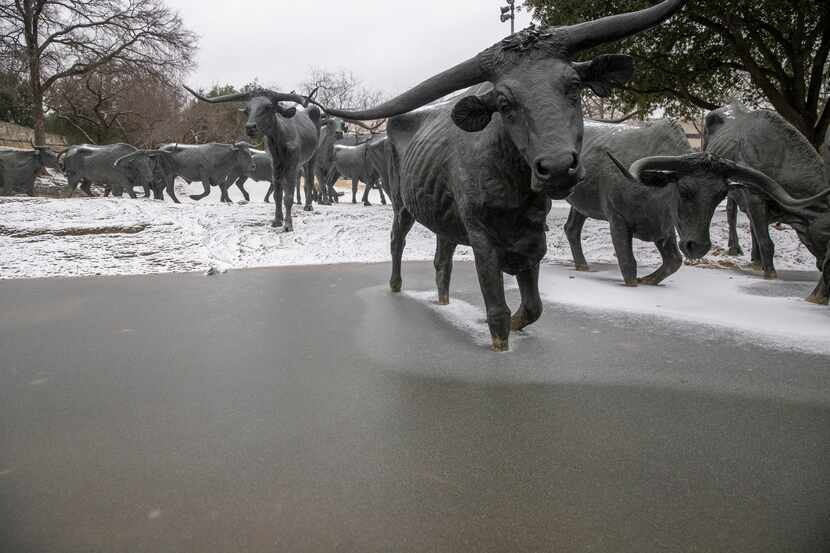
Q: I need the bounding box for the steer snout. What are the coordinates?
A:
[680,238,711,260]
[245,124,258,138]
[532,151,581,199]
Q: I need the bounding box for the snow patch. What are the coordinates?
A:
[404,290,492,347]
[538,265,830,354]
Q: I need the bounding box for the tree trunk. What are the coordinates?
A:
[31,90,46,147]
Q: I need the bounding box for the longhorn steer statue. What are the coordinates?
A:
[156,143,255,204]
[606,152,830,296]
[333,139,388,206]
[0,145,59,196]
[704,103,830,278]
[183,87,321,231]
[313,116,347,205]
[309,0,687,351]
[564,120,693,285]
[60,144,157,198]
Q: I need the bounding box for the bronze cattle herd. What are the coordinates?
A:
[1,0,829,351]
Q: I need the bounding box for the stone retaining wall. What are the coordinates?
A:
[0,121,66,149]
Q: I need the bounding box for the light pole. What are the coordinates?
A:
[500,0,515,35]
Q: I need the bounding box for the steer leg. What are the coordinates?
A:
[806,244,830,305]
[745,196,777,279]
[639,235,683,285]
[272,176,285,228]
[362,179,374,206]
[564,208,589,271]
[389,206,415,293]
[378,182,387,205]
[264,181,274,203]
[726,195,743,255]
[434,236,457,305]
[189,175,211,201]
[282,171,299,233]
[80,179,93,197]
[352,178,359,204]
[301,166,316,212]
[235,176,250,202]
[512,263,543,332]
[165,180,180,203]
[609,218,638,286]
[470,242,511,352]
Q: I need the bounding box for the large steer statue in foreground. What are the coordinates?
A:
[183,88,321,231]
[704,103,830,278]
[0,146,59,196]
[309,0,688,351]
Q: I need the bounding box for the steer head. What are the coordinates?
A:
[305,0,686,200]
[608,152,830,259]
[232,142,256,172]
[183,86,316,140]
[451,53,633,198]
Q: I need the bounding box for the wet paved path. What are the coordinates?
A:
[1,262,829,552]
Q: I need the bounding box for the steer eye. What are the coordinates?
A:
[496,96,513,114]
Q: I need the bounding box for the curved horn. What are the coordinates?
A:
[310,56,487,120]
[629,155,694,181]
[183,85,309,106]
[606,152,637,181]
[113,149,152,167]
[563,0,687,54]
[723,161,830,209]
[183,85,254,104]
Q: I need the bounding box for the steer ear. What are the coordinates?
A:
[276,104,297,118]
[574,54,634,98]
[451,91,497,133]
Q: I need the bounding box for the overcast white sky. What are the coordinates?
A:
[166,0,533,98]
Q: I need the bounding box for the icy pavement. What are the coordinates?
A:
[0,177,820,279]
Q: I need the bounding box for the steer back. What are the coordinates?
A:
[63,143,154,193]
[705,103,830,207]
[570,119,692,222]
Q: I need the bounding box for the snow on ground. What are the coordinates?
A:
[0,173,818,279]
[538,265,830,355]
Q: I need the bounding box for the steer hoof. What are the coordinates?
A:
[363,201,372,207]
[575,264,590,272]
[437,294,449,306]
[271,219,282,228]
[764,270,778,280]
[623,278,639,287]
[637,276,661,286]
[728,247,743,256]
[389,280,402,293]
[805,294,829,306]
[490,336,509,352]
[303,205,313,212]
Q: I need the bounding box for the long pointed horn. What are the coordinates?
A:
[184,85,309,107]
[563,0,687,54]
[629,155,694,181]
[724,161,830,209]
[311,56,487,120]
[183,85,253,104]
[606,152,637,181]
[113,149,152,167]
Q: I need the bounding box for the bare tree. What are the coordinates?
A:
[300,67,386,124]
[0,0,197,145]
